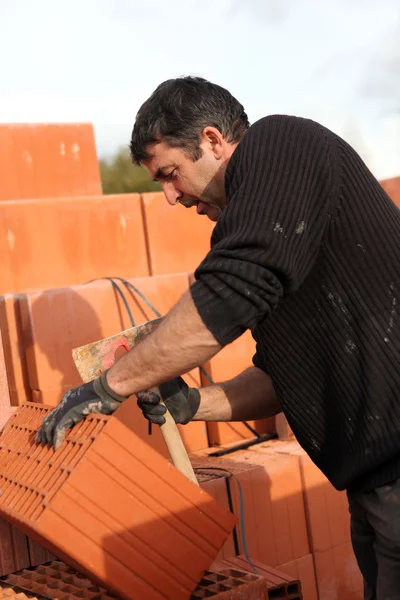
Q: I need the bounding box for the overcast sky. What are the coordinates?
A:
[1,0,399,179]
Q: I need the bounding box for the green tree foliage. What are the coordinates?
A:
[99,146,161,194]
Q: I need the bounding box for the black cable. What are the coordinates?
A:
[241,421,261,437]
[87,277,136,327]
[109,276,162,318]
[199,366,214,385]
[88,277,154,433]
[89,276,266,441]
[225,476,240,555]
[207,432,277,457]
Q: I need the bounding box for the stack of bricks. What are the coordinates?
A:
[0,557,302,600]
[194,439,364,600]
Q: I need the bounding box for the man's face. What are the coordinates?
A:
[142,138,228,222]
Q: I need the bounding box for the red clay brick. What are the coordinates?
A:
[192,451,309,568]
[0,518,30,578]
[0,295,30,407]
[0,403,236,600]
[193,458,264,565]
[211,556,302,598]
[190,567,269,599]
[19,274,208,454]
[141,192,215,275]
[196,471,236,561]
[26,540,55,569]
[254,440,351,553]
[0,124,101,201]
[277,555,318,600]
[313,542,363,600]
[0,194,149,294]
[1,561,117,600]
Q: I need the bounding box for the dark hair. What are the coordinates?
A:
[130,76,250,165]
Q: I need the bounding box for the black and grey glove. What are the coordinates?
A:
[137,377,200,425]
[35,370,129,450]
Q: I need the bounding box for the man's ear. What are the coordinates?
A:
[201,126,224,159]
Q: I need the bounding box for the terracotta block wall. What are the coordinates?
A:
[16,274,208,454]
[0,124,101,201]
[0,403,236,600]
[0,194,149,295]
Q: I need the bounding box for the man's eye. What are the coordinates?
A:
[165,170,176,181]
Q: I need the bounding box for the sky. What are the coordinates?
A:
[1,0,399,180]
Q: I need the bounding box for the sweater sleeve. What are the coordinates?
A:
[190,115,334,346]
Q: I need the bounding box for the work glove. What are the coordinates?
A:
[35,370,129,450]
[137,377,200,425]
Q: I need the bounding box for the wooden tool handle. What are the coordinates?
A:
[150,386,199,485]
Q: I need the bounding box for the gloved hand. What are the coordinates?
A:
[35,370,129,450]
[137,377,200,425]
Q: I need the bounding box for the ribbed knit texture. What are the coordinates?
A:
[190,115,400,492]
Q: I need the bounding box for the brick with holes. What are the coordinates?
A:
[0,403,236,600]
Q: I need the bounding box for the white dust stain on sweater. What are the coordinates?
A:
[384,283,397,342]
[273,222,284,234]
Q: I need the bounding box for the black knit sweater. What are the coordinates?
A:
[190,114,400,493]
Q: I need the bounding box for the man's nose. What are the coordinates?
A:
[162,182,182,206]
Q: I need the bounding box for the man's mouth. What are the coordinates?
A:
[196,201,207,215]
[179,198,199,210]
[179,198,217,218]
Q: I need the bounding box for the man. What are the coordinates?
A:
[37,76,400,598]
